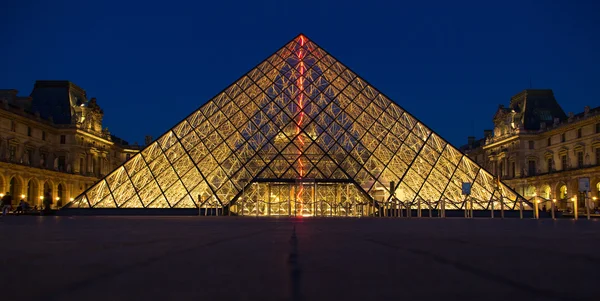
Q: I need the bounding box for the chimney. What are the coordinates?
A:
[144,135,153,146]
[584,106,590,117]
[468,136,475,147]
[483,130,492,138]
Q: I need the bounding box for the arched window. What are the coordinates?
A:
[57,184,65,207]
[559,185,568,200]
[27,179,38,204]
[9,177,22,205]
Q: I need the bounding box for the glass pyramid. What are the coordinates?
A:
[67,34,527,216]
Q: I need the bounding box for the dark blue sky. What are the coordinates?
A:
[2,0,599,147]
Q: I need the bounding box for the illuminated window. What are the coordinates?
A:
[528,160,536,176]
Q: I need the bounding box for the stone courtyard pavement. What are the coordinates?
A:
[1,216,599,301]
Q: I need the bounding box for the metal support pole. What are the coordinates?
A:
[267,184,271,217]
[470,197,474,219]
[586,192,590,220]
[441,199,445,218]
[534,200,539,219]
[313,182,317,217]
[428,200,432,218]
[519,199,523,219]
[417,198,421,218]
[500,197,504,219]
[491,201,494,218]
[464,196,468,218]
[573,197,578,220]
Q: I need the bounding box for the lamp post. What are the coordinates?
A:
[551,199,556,220]
[533,192,539,219]
[571,196,578,220]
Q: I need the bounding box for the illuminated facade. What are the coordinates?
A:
[68,34,526,216]
[0,82,140,208]
[462,89,600,211]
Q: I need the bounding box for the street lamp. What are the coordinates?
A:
[571,196,578,220]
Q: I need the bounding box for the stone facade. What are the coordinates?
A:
[462,89,600,211]
[0,81,141,208]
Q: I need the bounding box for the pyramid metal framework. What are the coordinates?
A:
[67,34,527,216]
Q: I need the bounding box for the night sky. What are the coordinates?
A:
[2,0,599,147]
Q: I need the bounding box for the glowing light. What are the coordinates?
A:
[536,200,541,204]
[70,198,74,201]
[0,194,3,197]
[593,197,598,201]
[20,194,25,199]
[56,197,60,201]
[571,197,576,202]
[552,199,557,203]
[294,35,307,215]
[39,196,44,200]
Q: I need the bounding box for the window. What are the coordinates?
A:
[79,158,84,174]
[528,141,534,150]
[528,160,536,176]
[24,149,32,165]
[561,133,565,143]
[597,148,600,165]
[126,154,131,160]
[27,126,31,137]
[577,152,584,168]
[547,158,552,172]
[498,162,504,177]
[40,153,46,167]
[10,121,16,132]
[9,145,16,161]
[60,135,66,144]
[547,137,551,146]
[511,162,515,178]
[58,156,66,171]
[596,123,600,134]
[42,131,46,141]
[561,155,568,170]
[577,128,582,138]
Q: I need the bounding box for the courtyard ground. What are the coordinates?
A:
[0,216,599,301]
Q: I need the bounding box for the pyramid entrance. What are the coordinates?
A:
[66,34,528,215]
[230,179,373,217]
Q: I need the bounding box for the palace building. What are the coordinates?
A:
[66,34,527,216]
[0,81,141,208]
[461,89,600,211]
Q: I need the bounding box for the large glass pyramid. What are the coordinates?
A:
[67,34,527,216]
